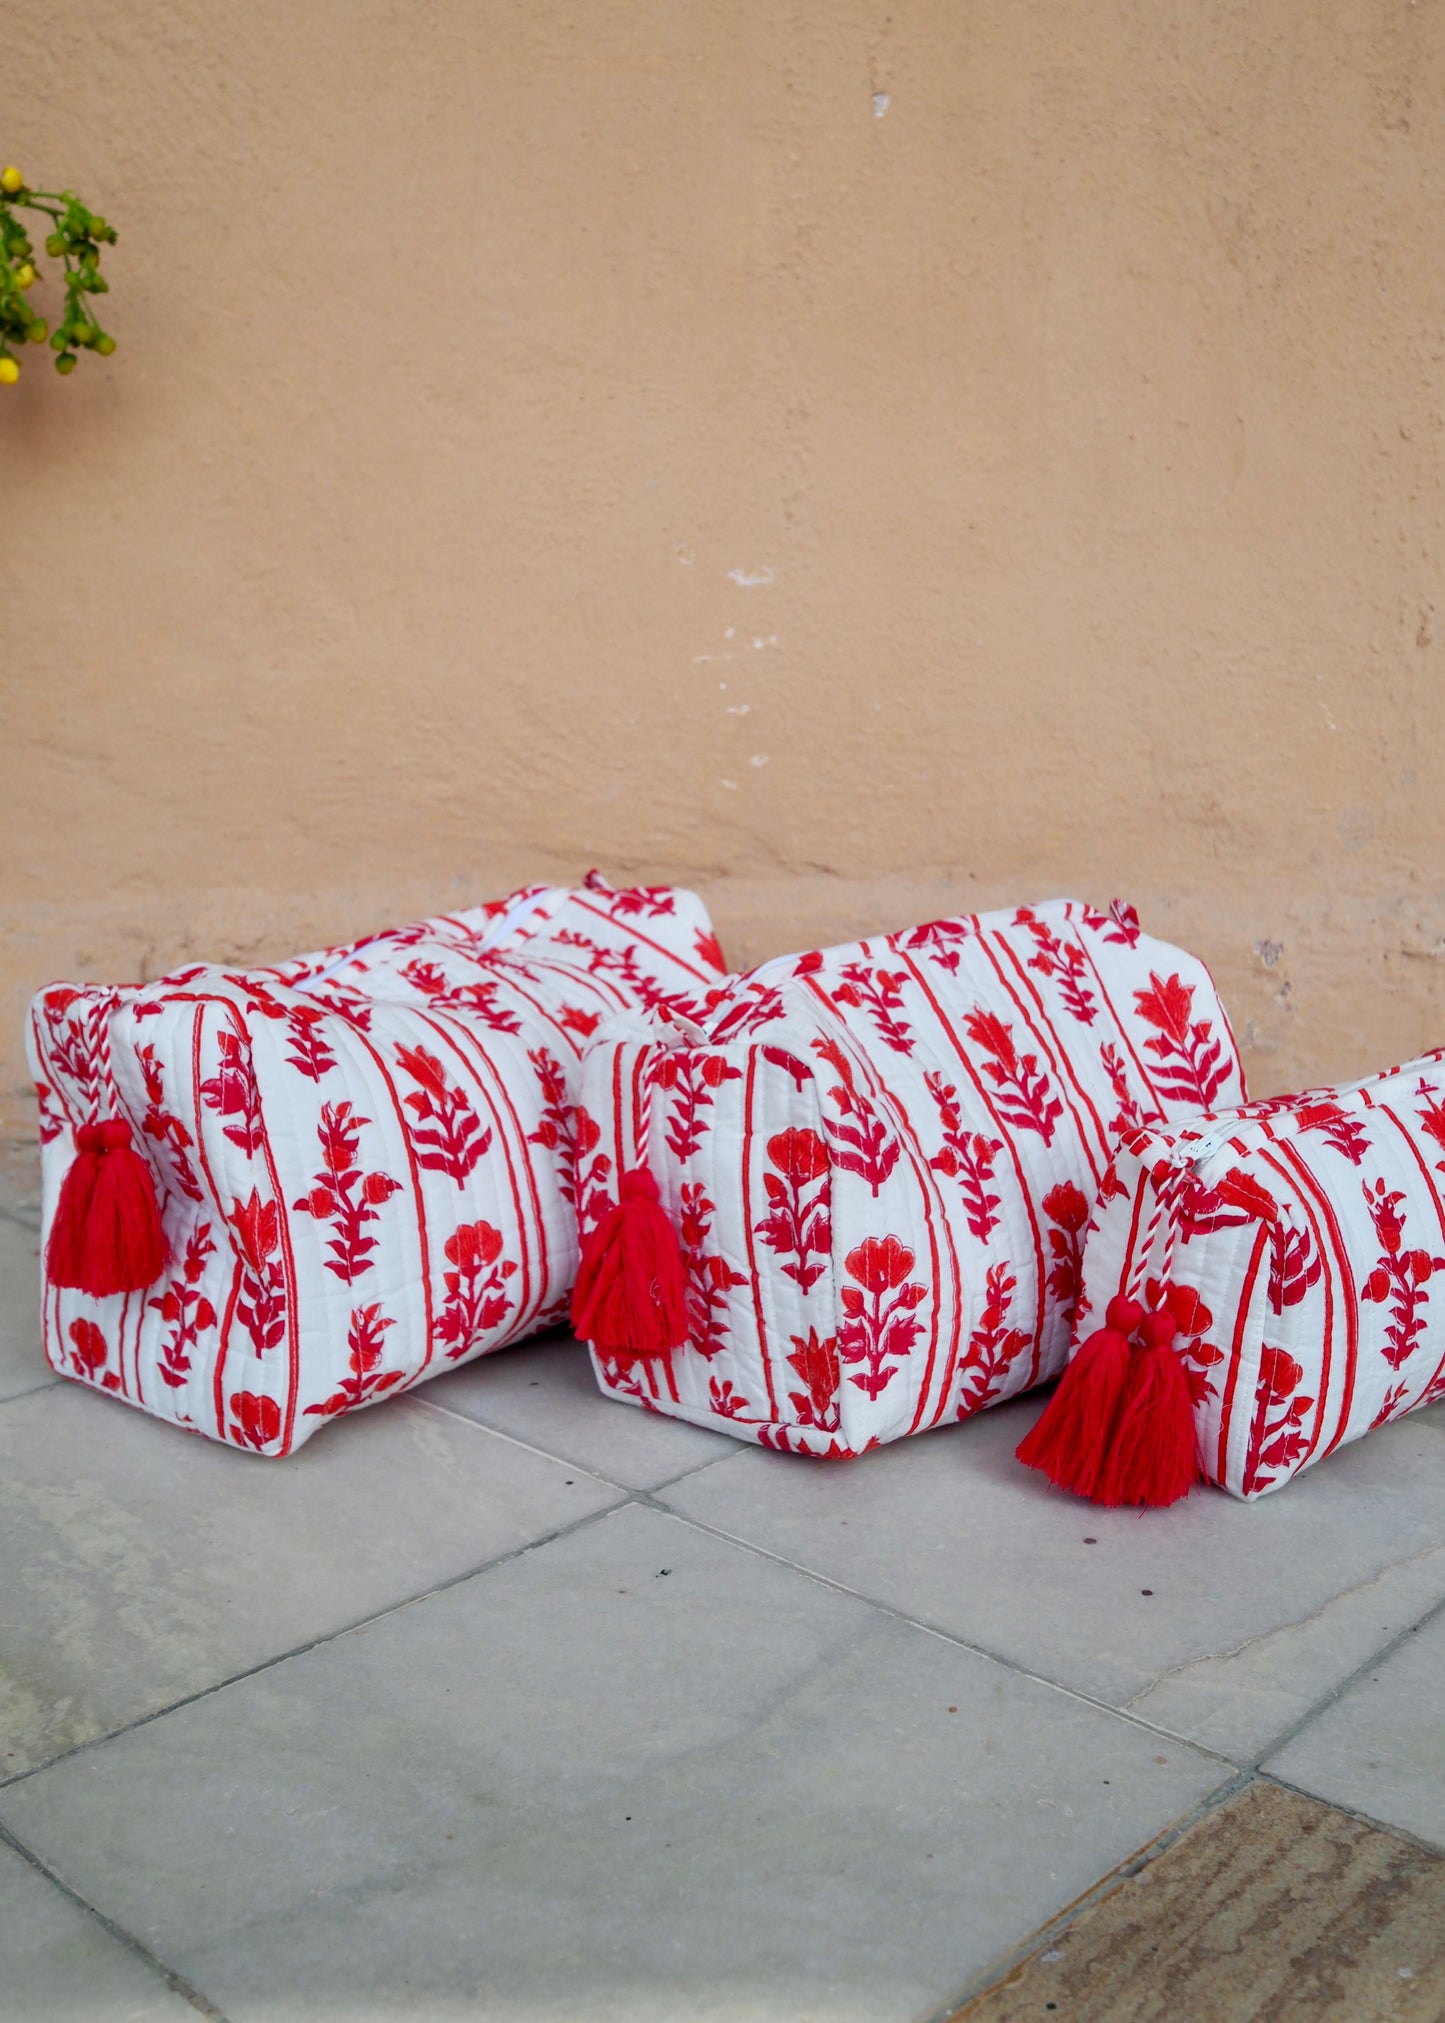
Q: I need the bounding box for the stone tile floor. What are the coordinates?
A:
[1,1199,1442,2021]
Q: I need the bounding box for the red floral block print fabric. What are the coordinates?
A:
[575,899,1246,1457]
[27,880,725,1455]
[1072,1047,1445,1498]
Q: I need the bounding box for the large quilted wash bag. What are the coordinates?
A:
[570,900,1246,1456]
[26,878,725,1455]
[1021,1047,1445,1505]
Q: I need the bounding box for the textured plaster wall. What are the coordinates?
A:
[5,0,1445,1163]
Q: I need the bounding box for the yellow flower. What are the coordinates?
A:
[0,167,24,195]
[0,357,20,384]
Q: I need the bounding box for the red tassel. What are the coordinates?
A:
[1016,1295,1144,1499]
[46,1123,105,1288]
[46,1118,167,1297]
[571,1165,690,1364]
[1096,1308,1199,1508]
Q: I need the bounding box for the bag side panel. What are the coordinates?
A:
[1254,1081,1445,1487]
[27,985,251,1439]
[579,1036,849,1454]
[236,991,576,1445]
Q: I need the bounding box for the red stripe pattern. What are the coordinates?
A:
[26,880,725,1455]
[1073,1043,1445,1498]
[577,898,1245,1457]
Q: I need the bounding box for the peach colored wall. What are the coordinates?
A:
[6,0,1445,1177]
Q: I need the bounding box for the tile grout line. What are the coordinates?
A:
[1244,1586,1445,1773]
[935,1757,1445,2022]
[1254,1767,1445,1859]
[0,1817,233,2022]
[631,1494,1245,1773]
[919,1768,1258,2023]
[406,1386,747,1495]
[0,1496,638,1797]
[0,1376,59,1409]
[638,1490,1445,1776]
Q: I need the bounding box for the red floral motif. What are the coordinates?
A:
[572,1106,614,1232]
[1294,1100,1370,1166]
[1042,1180,1090,1317]
[653,1050,742,1160]
[1267,1221,1324,1315]
[757,1423,859,1458]
[436,1220,518,1359]
[1182,1166,1278,1241]
[43,995,96,1091]
[226,975,288,1023]
[300,988,372,1030]
[148,1224,218,1389]
[1100,1041,1156,1142]
[395,1044,492,1184]
[837,1236,926,1399]
[553,931,675,1014]
[956,1262,1029,1416]
[900,917,979,974]
[229,1389,282,1450]
[755,1128,832,1292]
[526,1047,587,1205]
[292,1101,402,1282]
[230,1189,285,1354]
[1360,1178,1445,1370]
[963,1009,1064,1144]
[695,928,725,972]
[35,1077,65,1146]
[199,1029,265,1156]
[595,1352,654,1406]
[398,961,525,1036]
[1416,1079,1445,1174]
[282,1004,337,1081]
[1372,1380,1410,1430]
[1082,899,1142,947]
[925,1071,1004,1240]
[556,1004,601,1042]
[1243,1345,1315,1494]
[785,1327,841,1431]
[709,1373,752,1420]
[678,1182,747,1359]
[305,1304,407,1416]
[608,885,677,919]
[67,1316,120,1389]
[832,964,915,1055]
[1133,973,1231,1110]
[762,1045,811,1091]
[137,1042,205,1202]
[1143,1278,1225,1407]
[811,1036,901,1194]
[1016,909,1097,1025]
[710,984,787,1042]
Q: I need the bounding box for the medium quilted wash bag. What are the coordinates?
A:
[1022,1048,1445,1504]
[27,878,725,1454]
[571,900,1246,1456]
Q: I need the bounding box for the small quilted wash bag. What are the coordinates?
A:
[28,876,725,1454]
[1019,1047,1445,1504]
[570,900,1245,1456]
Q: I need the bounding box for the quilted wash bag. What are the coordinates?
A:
[1019,1047,1445,1505]
[27,877,725,1454]
[570,900,1246,1456]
